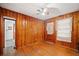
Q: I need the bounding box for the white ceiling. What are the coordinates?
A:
[0,3,79,20]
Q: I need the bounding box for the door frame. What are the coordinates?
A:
[3,17,16,48]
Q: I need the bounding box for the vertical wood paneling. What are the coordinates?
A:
[78,12,79,42]
[45,11,79,49]
[0,7,3,55]
[24,17,45,45]
[0,7,45,50]
[16,13,22,48]
[0,8,1,48]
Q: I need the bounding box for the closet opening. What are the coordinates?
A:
[4,18,16,49]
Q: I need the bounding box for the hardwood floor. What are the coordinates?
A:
[1,41,79,56]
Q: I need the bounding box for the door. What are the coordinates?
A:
[4,19,15,48]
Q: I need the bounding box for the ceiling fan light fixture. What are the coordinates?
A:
[37,7,50,16]
[42,12,45,16]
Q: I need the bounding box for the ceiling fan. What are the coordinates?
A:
[37,3,59,16]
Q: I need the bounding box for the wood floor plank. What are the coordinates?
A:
[1,41,79,56]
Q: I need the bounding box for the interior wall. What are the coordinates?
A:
[0,7,3,55]
[44,20,56,43]
[45,11,79,49]
[0,7,45,49]
[0,7,78,51]
[77,11,79,50]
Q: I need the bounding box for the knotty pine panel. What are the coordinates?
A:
[77,12,79,43]
[24,17,45,45]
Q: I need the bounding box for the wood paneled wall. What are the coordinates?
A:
[0,7,3,55]
[78,12,79,41]
[0,7,78,51]
[45,11,79,49]
[0,8,1,48]
[44,20,56,43]
[0,7,45,49]
[77,11,79,50]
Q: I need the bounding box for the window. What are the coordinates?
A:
[56,17,72,42]
[46,22,54,35]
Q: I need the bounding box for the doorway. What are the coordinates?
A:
[4,18,16,48]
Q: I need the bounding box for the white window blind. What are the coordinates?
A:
[56,17,72,42]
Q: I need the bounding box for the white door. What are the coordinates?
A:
[5,19,15,48]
